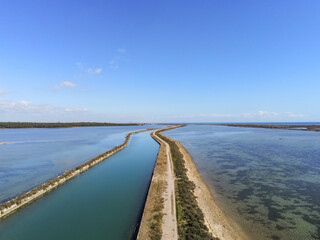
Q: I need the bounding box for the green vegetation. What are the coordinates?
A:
[0,122,141,129]
[149,180,165,240]
[156,128,218,240]
[138,132,167,240]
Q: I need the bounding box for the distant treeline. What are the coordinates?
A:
[0,122,142,129]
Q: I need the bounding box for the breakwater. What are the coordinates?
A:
[0,128,155,221]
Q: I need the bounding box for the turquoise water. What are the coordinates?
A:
[164,125,320,240]
[0,125,162,202]
[0,131,159,240]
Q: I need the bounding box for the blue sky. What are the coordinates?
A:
[0,0,319,122]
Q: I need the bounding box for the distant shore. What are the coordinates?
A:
[0,122,146,129]
[215,124,320,132]
[0,128,155,221]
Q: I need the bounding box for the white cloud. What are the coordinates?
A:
[0,99,48,113]
[171,111,308,121]
[171,114,197,119]
[257,110,279,117]
[199,113,235,118]
[87,68,102,74]
[19,100,31,106]
[241,110,309,120]
[109,48,127,69]
[285,112,306,118]
[0,99,89,116]
[76,62,83,70]
[109,59,119,69]
[0,89,8,96]
[171,113,235,120]
[210,113,235,118]
[242,111,279,118]
[76,62,102,75]
[64,108,88,112]
[257,110,268,116]
[53,81,76,90]
[61,81,76,88]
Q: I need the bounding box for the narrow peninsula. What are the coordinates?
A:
[138,126,180,240]
[138,126,248,240]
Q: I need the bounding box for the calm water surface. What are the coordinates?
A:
[164,125,320,240]
[0,131,159,240]
[0,125,163,202]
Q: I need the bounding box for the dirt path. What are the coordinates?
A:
[155,134,178,240]
[137,129,178,240]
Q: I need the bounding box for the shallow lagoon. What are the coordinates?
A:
[0,131,159,240]
[164,125,320,240]
[0,125,162,202]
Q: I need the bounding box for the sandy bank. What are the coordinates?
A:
[0,128,155,221]
[176,142,249,240]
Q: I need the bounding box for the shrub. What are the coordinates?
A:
[156,129,218,240]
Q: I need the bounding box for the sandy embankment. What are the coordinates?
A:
[176,142,249,240]
[137,130,178,240]
[0,128,154,221]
